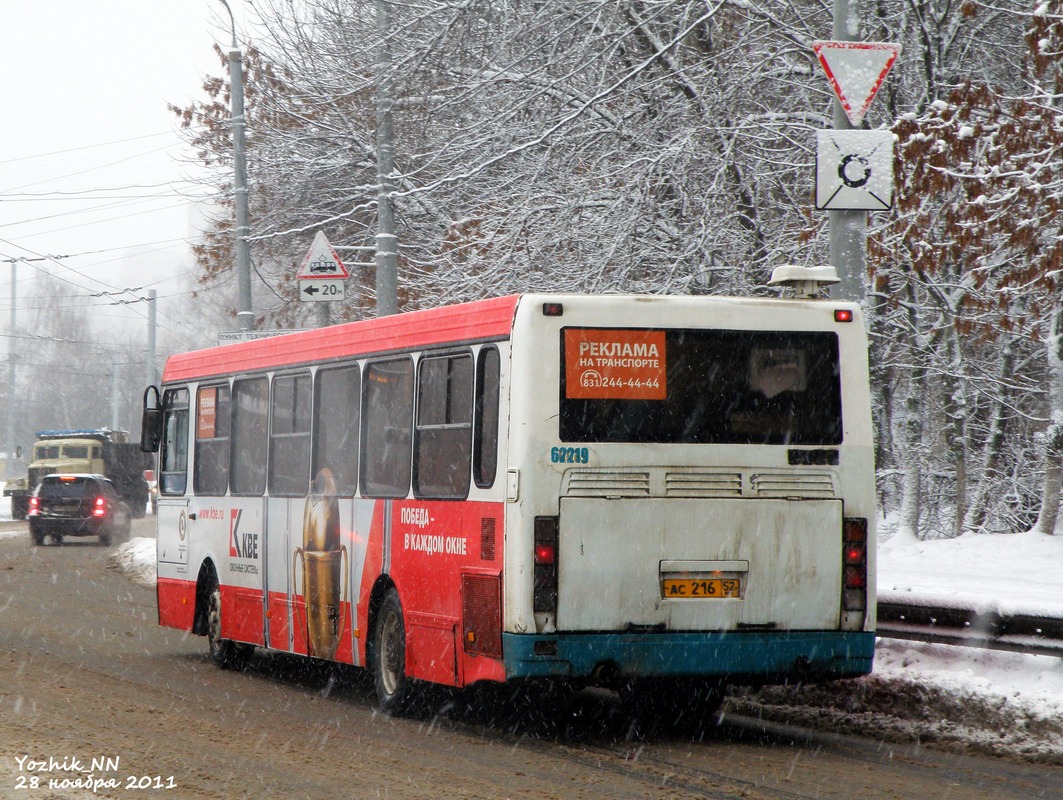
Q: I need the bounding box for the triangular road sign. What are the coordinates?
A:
[297,231,349,279]
[813,41,901,126]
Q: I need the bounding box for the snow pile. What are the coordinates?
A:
[878,528,1063,617]
[106,537,157,589]
[732,639,1063,764]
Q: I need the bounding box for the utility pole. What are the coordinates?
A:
[829,0,867,302]
[220,0,254,330]
[374,0,398,317]
[146,289,157,388]
[5,262,16,479]
[111,360,120,431]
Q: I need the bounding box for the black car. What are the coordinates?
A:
[28,474,132,546]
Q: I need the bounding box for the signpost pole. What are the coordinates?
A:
[829,0,867,303]
[374,0,398,318]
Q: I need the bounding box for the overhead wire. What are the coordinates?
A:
[4,143,186,193]
[0,131,179,166]
[0,241,207,341]
[0,130,249,344]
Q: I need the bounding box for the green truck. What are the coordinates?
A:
[4,429,151,520]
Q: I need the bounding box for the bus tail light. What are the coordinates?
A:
[533,516,558,613]
[842,517,867,611]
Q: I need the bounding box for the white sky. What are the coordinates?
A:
[0,0,248,338]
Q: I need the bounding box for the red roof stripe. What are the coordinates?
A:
[163,295,520,383]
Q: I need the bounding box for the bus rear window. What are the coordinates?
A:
[559,328,841,445]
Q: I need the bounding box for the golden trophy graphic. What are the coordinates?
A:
[294,468,348,660]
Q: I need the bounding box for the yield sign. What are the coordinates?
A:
[813,41,901,126]
[297,231,349,279]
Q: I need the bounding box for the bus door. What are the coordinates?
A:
[265,496,300,654]
[217,378,270,648]
[266,367,358,664]
[156,388,191,604]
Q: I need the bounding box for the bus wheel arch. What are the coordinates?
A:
[192,560,217,636]
[195,560,251,670]
[368,582,413,715]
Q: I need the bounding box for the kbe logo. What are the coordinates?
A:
[229,508,260,559]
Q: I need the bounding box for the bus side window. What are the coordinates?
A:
[414,353,473,499]
[194,384,230,496]
[313,364,360,496]
[474,347,500,489]
[160,388,189,496]
[269,372,311,496]
[361,359,413,498]
[231,377,268,496]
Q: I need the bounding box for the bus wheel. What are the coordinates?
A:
[206,580,250,670]
[372,589,411,715]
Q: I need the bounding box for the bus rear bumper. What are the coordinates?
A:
[502,630,875,684]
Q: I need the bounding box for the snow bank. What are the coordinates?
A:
[106,537,157,589]
[879,529,1063,617]
[734,638,1063,763]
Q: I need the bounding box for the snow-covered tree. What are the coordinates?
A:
[869,1,1062,537]
[175,0,856,324]
[173,0,1061,538]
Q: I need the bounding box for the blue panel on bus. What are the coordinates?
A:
[501,631,875,683]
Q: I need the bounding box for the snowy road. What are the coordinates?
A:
[1,523,1060,799]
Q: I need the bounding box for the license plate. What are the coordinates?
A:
[662,578,741,599]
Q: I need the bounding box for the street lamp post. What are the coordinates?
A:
[218,0,253,330]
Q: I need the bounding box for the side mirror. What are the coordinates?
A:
[141,386,163,453]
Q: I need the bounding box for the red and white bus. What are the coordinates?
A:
[142,267,875,716]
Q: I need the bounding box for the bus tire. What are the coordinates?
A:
[372,589,411,715]
[206,577,250,670]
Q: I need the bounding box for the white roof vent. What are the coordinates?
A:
[768,264,841,298]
